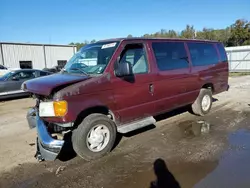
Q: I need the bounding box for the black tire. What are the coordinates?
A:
[72,113,117,160]
[191,88,212,116]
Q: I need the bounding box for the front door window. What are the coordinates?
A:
[119,43,148,74]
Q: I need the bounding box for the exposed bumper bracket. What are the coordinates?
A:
[35,115,65,161]
[27,108,37,129]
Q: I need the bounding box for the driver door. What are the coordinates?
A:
[112,42,155,123]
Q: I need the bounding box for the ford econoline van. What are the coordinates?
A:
[23,38,229,161]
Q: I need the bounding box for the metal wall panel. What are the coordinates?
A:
[45,46,75,68]
[0,44,3,65]
[73,46,77,54]
[2,44,45,69]
[225,46,250,72]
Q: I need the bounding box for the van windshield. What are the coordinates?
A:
[63,41,119,75]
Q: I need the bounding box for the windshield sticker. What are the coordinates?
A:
[101,42,116,49]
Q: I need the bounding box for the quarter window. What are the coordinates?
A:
[217,43,228,62]
[152,42,188,71]
[187,43,219,66]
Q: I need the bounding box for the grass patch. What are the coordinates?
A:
[229,72,250,77]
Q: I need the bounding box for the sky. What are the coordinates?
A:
[0,0,250,44]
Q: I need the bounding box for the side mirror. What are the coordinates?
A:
[12,76,19,81]
[115,62,133,77]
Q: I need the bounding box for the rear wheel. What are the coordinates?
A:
[72,113,117,160]
[191,88,212,116]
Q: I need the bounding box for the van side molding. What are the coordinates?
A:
[117,116,156,133]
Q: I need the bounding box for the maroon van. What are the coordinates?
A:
[23,38,229,161]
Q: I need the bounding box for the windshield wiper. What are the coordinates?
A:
[68,68,89,76]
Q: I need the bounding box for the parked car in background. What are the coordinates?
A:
[43,65,63,73]
[24,38,229,161]
[0,64,20,76]
[0,69,51,99]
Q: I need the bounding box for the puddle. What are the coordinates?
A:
[194,129,250,188]
[178,120,211,138]
[110,160,218,188]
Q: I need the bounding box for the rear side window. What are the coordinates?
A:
[152,42,188,71]
[217,43,228,62]
[187,42,219,66]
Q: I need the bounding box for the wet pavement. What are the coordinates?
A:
[1,103,250,188]
[195,128,250,188]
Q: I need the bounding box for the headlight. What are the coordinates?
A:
[21,82,27,91]
[39,101,67,117]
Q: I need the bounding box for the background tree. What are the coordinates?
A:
[143,34,151,38]
[69,42,86,50]
[228,19,250,46]
[180,25,195,39]
[70,19,250,47]
[167,30,178,38]
[214,28,231,45]
[69,40,91,50]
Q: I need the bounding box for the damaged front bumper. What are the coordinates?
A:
[27,109,64,161]
[36,116,65,161]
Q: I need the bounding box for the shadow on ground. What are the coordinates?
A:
[150,158,180,188]
[58,132,77,161]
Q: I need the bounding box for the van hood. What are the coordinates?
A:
[23,73,89,96]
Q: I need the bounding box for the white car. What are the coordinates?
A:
[0,65,20,76]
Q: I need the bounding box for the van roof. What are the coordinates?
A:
[98,37,219,43]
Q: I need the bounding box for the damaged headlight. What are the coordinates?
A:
[39,101,68,117]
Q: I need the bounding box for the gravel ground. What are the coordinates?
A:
[0,76,250,188]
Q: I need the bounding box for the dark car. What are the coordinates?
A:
[42,65,64,73]
[0,69,51,99]
[24,38,229,161]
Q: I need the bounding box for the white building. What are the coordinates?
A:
[0,42,77,69]
[225,45,250,72]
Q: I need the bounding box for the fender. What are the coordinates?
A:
[43,92,117,123]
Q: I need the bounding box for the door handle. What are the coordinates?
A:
[149,84,154,94]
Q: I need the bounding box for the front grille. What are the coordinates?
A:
[47,123,67,133]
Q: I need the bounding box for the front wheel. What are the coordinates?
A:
[72,113,117,160]
[191,88,213,116]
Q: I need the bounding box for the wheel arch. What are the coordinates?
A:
[73,106,116,128]
[202,83,214,93]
